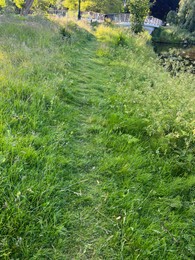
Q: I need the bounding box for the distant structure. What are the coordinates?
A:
[82,12,163,34]
[48,8,67,16]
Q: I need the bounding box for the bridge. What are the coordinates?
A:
[82,12,163,34]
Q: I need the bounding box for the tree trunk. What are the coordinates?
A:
[21,0,34,15]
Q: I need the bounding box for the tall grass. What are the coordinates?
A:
[0,15,194,259]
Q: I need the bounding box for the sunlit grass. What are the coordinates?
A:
[0,15,194,259]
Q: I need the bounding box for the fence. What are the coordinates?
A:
[82,12,163,27]
[48,9,66,17]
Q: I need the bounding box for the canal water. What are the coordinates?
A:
[153,43,195,74]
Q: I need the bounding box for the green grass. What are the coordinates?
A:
[0,15,195,259]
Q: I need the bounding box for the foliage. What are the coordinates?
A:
[0,0,6,7]
[91,0,123,13]
[166,10,178,25]
[158,48,195,75]
[13,0,24,8]
[0,16,194,259]
[33,0,58,12]
[178,0,195,32]
[95,24,129,46]
[152,26,195,44]
[128,0,150,33]
[63,0,123,13]
[0,0,60,13]
[63,0,91,11]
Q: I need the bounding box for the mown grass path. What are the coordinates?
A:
[59,40,122,258]
[0,17,194,260]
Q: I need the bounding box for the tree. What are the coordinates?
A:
[178,0,195,32]
[13,0,34,15]
[91,0,123,13]
[13,0,60,15]
[166,10,178,25]
[63,0,81,11]
[0,0,6,7]
[63,0,123,13]
[128,0,150,33]
[0,0,61,13]
[33,0,58,12]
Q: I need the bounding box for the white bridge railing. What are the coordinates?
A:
[82,11,105,22]
[82,12,163,28]
[48,8,66,16]
[144,16,163,27]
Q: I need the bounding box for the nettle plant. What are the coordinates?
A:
[137,75,195,175]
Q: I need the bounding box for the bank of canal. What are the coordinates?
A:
[153,43,195,74]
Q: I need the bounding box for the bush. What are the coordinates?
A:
[152,26,195,44]
[166,10,178,25]
[95,24,129,46]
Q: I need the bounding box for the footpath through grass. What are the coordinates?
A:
[0,16,195,259]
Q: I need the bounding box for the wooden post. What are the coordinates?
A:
[78,0,81,20]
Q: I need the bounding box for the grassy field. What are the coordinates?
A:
[0,15,195,259]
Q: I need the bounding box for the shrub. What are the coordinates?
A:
[166,10,178,25]
[95,24,128,46]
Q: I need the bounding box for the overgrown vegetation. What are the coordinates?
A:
[165,0,195,33]
[0,15,194,259]
[64,0,123,13]
[177,0,195,33]
[128,0,151,33]
[152,26,195,44]
[154,0,195,45]
[157,47,195,75]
